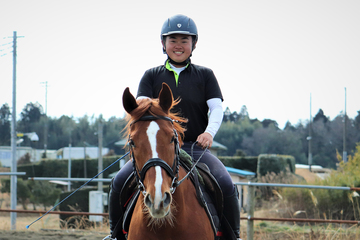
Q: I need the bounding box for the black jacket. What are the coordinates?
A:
[137,61,223,142]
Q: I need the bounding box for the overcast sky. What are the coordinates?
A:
[1,0,359,129]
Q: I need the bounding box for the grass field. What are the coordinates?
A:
[1,167,359,239]
[1,202,359,240]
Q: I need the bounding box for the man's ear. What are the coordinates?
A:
[162,37,167,53]
[192,40,197,51]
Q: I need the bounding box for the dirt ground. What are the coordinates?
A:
[295,168,321,183]
[0,230,107,240]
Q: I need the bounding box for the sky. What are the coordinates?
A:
[0,0,359,129]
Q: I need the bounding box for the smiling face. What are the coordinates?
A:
[163,34,195,67]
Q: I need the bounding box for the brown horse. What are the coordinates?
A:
[122,83,214,240]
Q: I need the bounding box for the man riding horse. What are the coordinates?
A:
[104,14,241,240]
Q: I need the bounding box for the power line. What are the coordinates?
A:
[1,35,23,58]
[0,46,12,51]
[1,41,13,47]
[0,51,12,57]
[0,46,13,57]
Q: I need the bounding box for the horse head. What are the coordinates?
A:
[123,83,186,222]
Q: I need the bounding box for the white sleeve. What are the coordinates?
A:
[205,98,223,138]
[136,96,150,100]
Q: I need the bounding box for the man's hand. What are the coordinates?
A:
[196,132,213,149]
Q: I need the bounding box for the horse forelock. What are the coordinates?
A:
[123,97,187,147]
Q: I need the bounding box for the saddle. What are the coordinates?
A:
[115,150,226,239]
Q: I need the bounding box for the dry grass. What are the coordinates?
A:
[1,211,360,239]
[295,168,321,183]
[0,214,62,231]
[0,191,109,233]
[1,186,360,239]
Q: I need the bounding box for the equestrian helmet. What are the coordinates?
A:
[161,14,198,53]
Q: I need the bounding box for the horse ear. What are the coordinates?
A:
[123,87,138,114]
[158,83,173,113]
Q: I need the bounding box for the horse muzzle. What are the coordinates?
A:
[144,190,172,218]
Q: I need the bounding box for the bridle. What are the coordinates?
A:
[128,115,181,196]
[128,114,207,197]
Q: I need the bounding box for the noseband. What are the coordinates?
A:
[129,115,181,195]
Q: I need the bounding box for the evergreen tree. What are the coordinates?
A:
[0,103,11,145]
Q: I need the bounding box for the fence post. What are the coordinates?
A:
[246,182,255,240]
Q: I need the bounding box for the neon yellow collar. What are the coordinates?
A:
[165,60,189,87]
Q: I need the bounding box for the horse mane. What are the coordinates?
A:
[123,97,187,146]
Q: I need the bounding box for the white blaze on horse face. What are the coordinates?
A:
[146,121,163,209]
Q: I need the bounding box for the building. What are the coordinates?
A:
[56,146,110,159]
[0,146,41,167]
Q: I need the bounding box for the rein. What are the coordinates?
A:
[173,142,208,187]
[129,115,206,195]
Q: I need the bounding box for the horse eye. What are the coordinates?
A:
[129,139,136,147]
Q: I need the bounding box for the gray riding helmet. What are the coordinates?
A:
[161,14,198,53]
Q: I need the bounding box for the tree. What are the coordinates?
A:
[242,123,306,163]
[73,115,98,147]
[28,181,61,211]
[0,178,31,210]
[215,121,243,156]
[0,103,11,145]
[18,152,31,165]
[222,107,239,122]
[261,119,279,129]
[19,102,43,129]
[17,102,44,147]
[313,109,329,124]
[47,115,77,150]
[354,111,360,131]
[238,105,249,120]
[284,121,296,131]
[17,178,32,210]
[215,115,261,156]
[223,107,232,122]
[242,126,280,156]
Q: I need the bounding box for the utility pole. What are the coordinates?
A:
[9,31,23,230]
[308,93,312,172]
[41,81,48,158]
[343,88,347,162]
[98,119,103,191]
[68,128,72,191]
[10,31,17,230]
[84,142,87,178]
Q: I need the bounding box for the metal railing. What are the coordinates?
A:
[236,182,360,240]
[0,208,108,216]
[0,172,26,176]
[28,177,112,182]
[1,176,358,239]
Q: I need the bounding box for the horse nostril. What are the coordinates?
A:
[163,192,171,208]
[145,194,152,207]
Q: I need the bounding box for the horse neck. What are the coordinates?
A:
[173,167,197,204]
